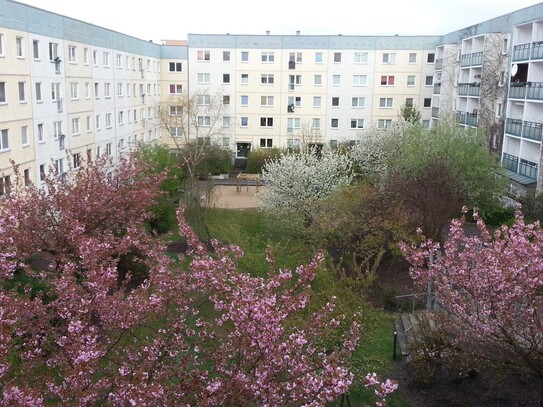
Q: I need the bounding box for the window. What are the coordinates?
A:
[289,75,302,89]
[94,83,99,98]
[51,83,61,101]
[223,73,230,83]
[354,52,368,63]
[169,84,182,94]
[86,115,92,132]
[312,118,321,129]
[0,175,11,196]
[288,96,301,108]
[409,53,417,63]
[313,96,321,108]
[351,119,365,129]
[331,118,339,128]
[126,83,130,97]
[37,123,44,142]
[197,50,210,61]
[241,51,249,62]
[92,50,98,65]
[105,113,112,128]
[287,118,301,133]
[170,127,183,137]
[70,82,78,100]
[260,138,273,148]
[315,52,323,63]
[104,83,111,98]
[427,53,435,63]
[53,121,62,139]
[116,53,122,68]
[378,119,392,128]
[117,83,123,97]
[222,137,230,148]
[425,76,433,86]
[241,73,249,84]
[379,97,393,108]
[332,75,341,86]
[103,52,110,67]
[95,115,101,130]
[197,73,210,84]
[0,34,3,56]
[353,75,367,86]
[24,169,31,186]
[407,75,416,86]
[198,94,211,105]
[198,116,211,126]
[170,106,182,116]
[83,48,89,64]
[331,97,340,107]
[68,46,76,63]
[72,118,80,135]
[118,111,124,125]
[352,97,366,108]
[380,75,395,86]
[261,96,274,106]
[73,153,81,169]
[314,75,322,85]
[260,118,273,127]
[106,143,112,156]
[405,98,414,107]
[382,53,396,64]
[289,52,302,63]
[334,52,342,62]
[0,129,9,151]
[223,95,230,105]
[34,82,42,102]
[169,62,182,72]
[0,82,4,103]
[33,40,39,59]
[261,52,274,62]
[21,126,28,146]
[261,74,274,84]
[240,116,248,127]
[222,116,231,127]
[423,98,432,108]
[240,95,249,106]
[16,37,23,58]
[39,164,46,182]
[18,82,25,102]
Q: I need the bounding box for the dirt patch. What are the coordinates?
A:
[207,185,263,209]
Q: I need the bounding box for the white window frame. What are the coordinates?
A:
[352,97,366,108]
[379,97,393,108]
[68,46,77,63]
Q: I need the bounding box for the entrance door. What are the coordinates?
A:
[236,143,251,158]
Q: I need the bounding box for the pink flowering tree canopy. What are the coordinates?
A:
[401,207,543,382]
[0,156,394,405]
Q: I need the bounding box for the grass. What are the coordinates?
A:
[205,207,412,406]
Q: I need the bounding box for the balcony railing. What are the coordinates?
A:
[512,42,543,62]
[523,121,543,141]
[431,107,439,118]
[456,111,478,127]
[509,82,543,100]
[460,51,483,67]
[457,83,481,97]
[433,83,441,94]
[502,152,539,180]
[505,118,522,137]
[435,58,443,70]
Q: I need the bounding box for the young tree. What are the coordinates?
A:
[260,148,354,226]
[398,103,422,124]
[0,158,390,405]
[401,208,543,404]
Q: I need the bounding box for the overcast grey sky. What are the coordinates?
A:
[16,0,543,42]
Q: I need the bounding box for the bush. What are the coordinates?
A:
[246,148,282,174]
[195,143,233,175]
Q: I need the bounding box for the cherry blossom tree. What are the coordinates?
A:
[401,207,543,402]
[0,156,390,405]
[260,148,353,226]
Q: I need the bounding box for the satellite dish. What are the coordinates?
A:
[511,64,518,77]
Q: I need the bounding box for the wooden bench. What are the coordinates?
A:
[236,173,261,193]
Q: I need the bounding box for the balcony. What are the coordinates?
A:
[523,121,543,141]
[456,111,478,127]
[502,153,539,184]
[512,42,543,62]
[288,61,296,70]
[457,83,481,97]
[433,83,441,94]
[509,82,543,100]
[460,51,483,67]
[431,107,439,118]
[505,118,522,137]
[435,58,443,70]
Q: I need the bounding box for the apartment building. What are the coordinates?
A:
[3,0,543,193]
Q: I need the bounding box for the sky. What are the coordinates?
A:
[16,0,543,43]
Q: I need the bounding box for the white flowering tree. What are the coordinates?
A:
[260,148,353,226]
